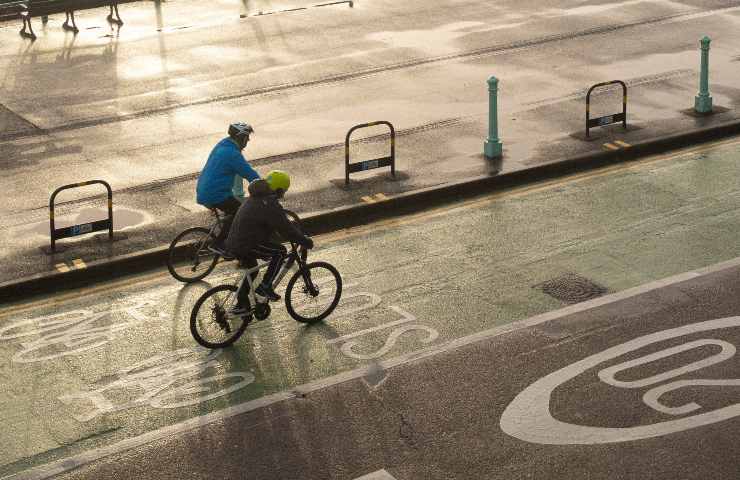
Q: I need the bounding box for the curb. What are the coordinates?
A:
[2,118,740,303]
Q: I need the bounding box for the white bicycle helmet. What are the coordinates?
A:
[228,122,254,148]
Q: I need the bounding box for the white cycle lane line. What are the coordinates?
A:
[500,316,740,445]
[353,470,399,480]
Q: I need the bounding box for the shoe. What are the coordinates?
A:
[255,284,281,302]
[228,304,249,316]
[209,242,234,260]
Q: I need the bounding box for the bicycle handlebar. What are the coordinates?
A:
[282,210,312,262]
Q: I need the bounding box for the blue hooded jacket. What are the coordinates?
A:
[196,138,260,206]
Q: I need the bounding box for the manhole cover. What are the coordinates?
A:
[535,273,608,304]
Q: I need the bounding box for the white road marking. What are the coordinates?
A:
[327,306,415,344]
[0,297,164,364]
[597,338,735,389]
[328,306,439,360]
[7,255,740,480]
[58,348,254,422]
[642,379,740,416]
[500,317,740,444]
[353,470,398,480]
[340,323,439,360]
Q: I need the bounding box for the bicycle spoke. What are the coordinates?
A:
[291,284,336,318]
[168,227,219,283]
[191,287,247,348]
[286,263,342,323]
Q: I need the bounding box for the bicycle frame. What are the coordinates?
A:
[230,242,311,312]
[192,210,227,262]
[188,210,225,260]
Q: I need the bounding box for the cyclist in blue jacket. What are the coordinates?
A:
[196,122,260,254]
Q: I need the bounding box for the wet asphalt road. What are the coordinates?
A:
[50,259,740,480]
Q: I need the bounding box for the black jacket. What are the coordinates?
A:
[225,179,310,256]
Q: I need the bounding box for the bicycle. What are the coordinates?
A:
[167,208,229,283]
[189,214,342,349]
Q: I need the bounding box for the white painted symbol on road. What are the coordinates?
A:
[500,317,740,444]
[353,469,398,480]
[1,306,147,364]
[58,347,254,422]
[329,306,439,360]
[0,289,178,363]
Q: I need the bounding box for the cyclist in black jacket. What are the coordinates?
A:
[225,170,313,313]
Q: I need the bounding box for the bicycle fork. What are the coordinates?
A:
[271,257,295,289]
[276,251,318,296]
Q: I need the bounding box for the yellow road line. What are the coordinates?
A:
[361,196,377,204]
[72,259,87,269]
[614,140,631,148]
[55,263,70,273]
[603,143,620,151]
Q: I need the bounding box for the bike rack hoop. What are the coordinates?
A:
[585,80,627,138]
[49,179,113,252]
[345,120,395,185]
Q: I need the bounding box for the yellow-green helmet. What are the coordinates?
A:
[265,170,290,193]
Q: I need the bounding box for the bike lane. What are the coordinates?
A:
[1,138,740,478]
[0,264,439,479]
[51,258,740,480]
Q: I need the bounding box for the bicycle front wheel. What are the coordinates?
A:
[285,262,342,324]
[190,285,249,348]
[167,227,219,283]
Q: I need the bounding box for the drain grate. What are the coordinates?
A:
[535,273,608,304]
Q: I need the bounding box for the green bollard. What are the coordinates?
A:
[694,36,713,114]
[484,76,503,159]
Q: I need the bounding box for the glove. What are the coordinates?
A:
[302,237,314,250]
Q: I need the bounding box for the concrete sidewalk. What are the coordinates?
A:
[3,104,739,301]
[2,0,740,299]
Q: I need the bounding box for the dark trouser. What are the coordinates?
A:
[210,196,241,245]
[236,242,288,307]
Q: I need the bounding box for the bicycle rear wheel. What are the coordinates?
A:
[190,285,249,348]
[167,227,219,283]
[285,261,342,324]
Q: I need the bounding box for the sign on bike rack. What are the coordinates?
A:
[49,180,113,252]
[345,121,396,185]
[586,80,627,138]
